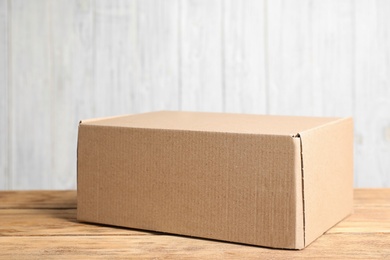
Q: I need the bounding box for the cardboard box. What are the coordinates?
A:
[77,111,353,249]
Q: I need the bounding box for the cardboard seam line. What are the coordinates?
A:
[296,133,306,247]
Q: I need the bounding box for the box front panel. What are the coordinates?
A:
[77,125,302,248]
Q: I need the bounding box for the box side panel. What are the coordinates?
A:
[77,125,100,221]
[300,118,354,246]
[292,137,305,249]
[77,126,302,249]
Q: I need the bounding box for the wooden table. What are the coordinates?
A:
[0,189,389,259]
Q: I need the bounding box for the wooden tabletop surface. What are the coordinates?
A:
[0,189,389,259]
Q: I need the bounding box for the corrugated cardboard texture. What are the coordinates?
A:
[77,111,353,250]
[82,111,338,136]
[300,118,354,246]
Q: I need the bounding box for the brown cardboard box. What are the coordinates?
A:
[77,111,353,249]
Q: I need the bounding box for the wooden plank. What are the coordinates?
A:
[94,0,179,115]
[266,0,317,116]
[2,189,386,209]
[180,0,223,112]
[309,0,354,117]
[49,0,95,189]
[9,0,52,189]
[135,0,179,111]
[329,207,390,233]
[0,233,389,259]
[0,0,8,190]
[266,0,354,117]
[354,189,390,207]
[94,0,137,116]
[331,189,390,233]
[0,193,388,237]
[0,209,152,236]
[354,0,390,187]
[0,190,389,258]
[0,190,76,209]
[46,0,179,189]
[223,0,267,114]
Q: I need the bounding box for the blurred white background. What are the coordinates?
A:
[1,0,389,189]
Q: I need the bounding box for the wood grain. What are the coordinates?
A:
[329,207,390,233]
[49,0,95,189]
[354,0,390,188]
[223,0,267,114]
[354,188,390,207]
[136,0,180,112]
[328,189,390,234]
[0,190,76,209]
[2,1,390,189]
[0,0,8,190]
[0,233,389,259]
[266,0,354,117]
[180,0,223,112]
[94,0,136,117]
[267,0,319,116]
[0,209,152,236]
[9,0,52,189]
[0,189,389,259]
[309,0,354,117]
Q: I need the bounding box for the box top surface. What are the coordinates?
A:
[81,111,345,136]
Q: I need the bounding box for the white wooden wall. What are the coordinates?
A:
[1,0,390,189]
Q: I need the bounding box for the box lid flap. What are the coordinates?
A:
[81,111,340,136]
